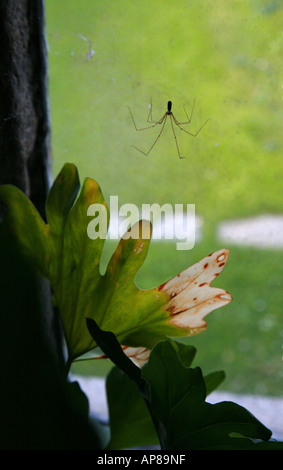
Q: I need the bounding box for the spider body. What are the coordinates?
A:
[128,98,210,159]
[166,100,172,114]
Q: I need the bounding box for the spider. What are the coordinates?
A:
[128,98,210,159]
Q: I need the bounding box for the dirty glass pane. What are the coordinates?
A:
[45,0,283,402]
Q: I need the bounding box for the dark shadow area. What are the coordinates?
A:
[0,222,103,449]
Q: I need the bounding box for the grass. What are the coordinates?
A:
[45,1,283,396]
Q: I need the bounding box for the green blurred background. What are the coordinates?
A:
[45,0,283,395]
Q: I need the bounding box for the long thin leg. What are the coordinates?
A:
[147,97,159,124]
[146,98,153,122]
[176,97,196,125]
[172,114,211,137]
[170,115,184,159]
[132,114,167,156]
[128,106,164,131]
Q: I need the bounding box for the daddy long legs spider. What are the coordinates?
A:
[128,99,210,159]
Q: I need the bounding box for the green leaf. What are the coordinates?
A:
[87,318,159,449]
[45,162,81,235]
[66,381,90,421]
[106,367,159,450]
[0,163,232,363]
[142,341,273,450]
[86,318,142,387]
[168,337,225,395]
[87,321,282,450]
[168,337,197,368]
[204,370,226,396]
[0,184,49,278]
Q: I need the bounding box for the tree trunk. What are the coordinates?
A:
[0,0,52,219]
[0,0,65,362]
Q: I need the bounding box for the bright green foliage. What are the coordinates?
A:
[0,163,211,363]
[142,341,272,450]
[87,318,283,450]
[105,338,225,450]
